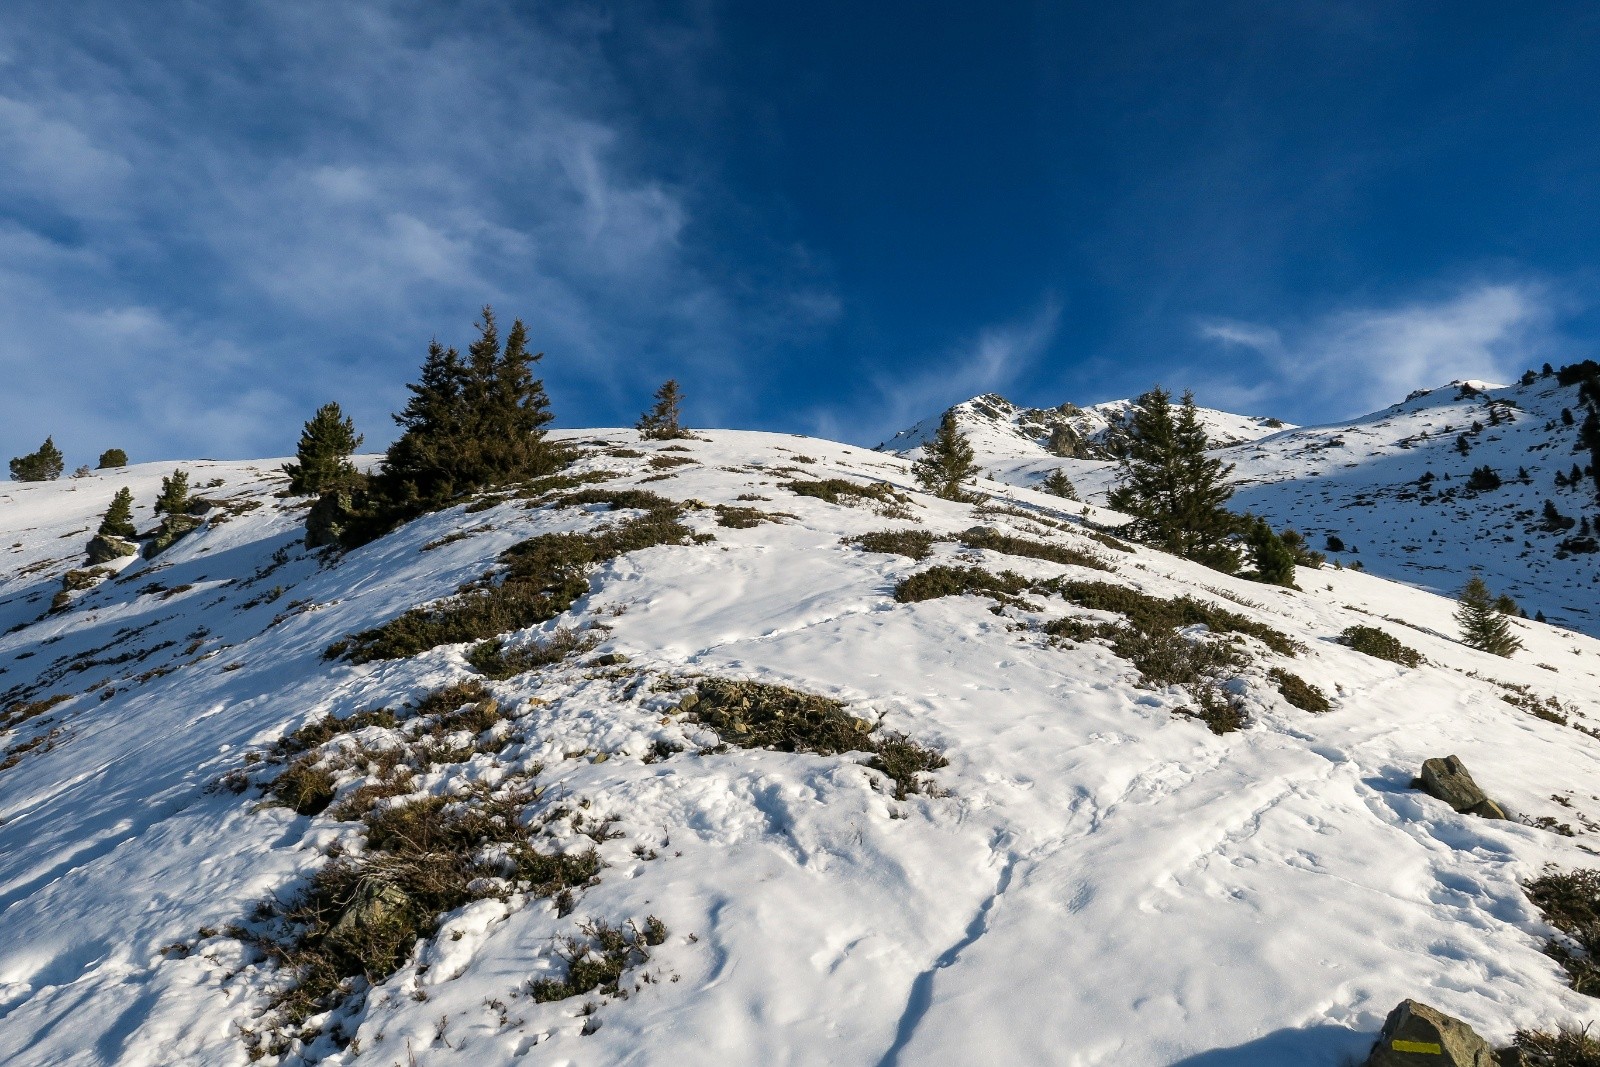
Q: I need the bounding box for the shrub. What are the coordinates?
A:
[848,529,936,560]
[783,478,904,507]
[1511,1028,1600,1065]
[1268,668,1330,712]
[96,448,127,469]
[530,917,667,1002]
[1324,533,1345,552]
[714,504,786,528]
[691,678,946,798]
[1049,580,1302,656]
[466,628,600,680]
[271,756,338,816]
[1338,625,1423,667]
[894,565,1030,604]
[331,503,694,663]
[245,786,600,1028]
[1524,868,1600,997]
[958,528,1111,571]
[10,437,64,481]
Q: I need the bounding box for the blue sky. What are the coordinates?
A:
[2,2,1598,465]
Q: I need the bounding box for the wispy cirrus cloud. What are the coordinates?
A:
[809,296,1061,444]
[0,2,835,465]
[1193,282,1561,420]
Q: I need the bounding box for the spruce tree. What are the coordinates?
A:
[350,307,562,543]
[97,448,128,469]
[913,411,979,501]
[1243,515,1297,587]
[154,469,191,516]
[1456,575,1522,657]
[1107,387,1239,571]
[1279,528,1325,568]
[1041,469,1078,500]
[637,379,688,440]
[9,437,65,481]
[282,402,364,495]
[97,487,137,539]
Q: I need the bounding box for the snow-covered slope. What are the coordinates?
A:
[877,392,1291,464]
[3,431,1600,1066]
[884,376,1600,636]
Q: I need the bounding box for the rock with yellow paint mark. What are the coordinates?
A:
[1365,1000,1496,1067]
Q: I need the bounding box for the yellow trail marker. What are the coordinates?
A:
[1391,1039,1443,1054]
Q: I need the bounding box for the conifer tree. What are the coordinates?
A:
[1243,515,1297,587]
[1279,528,1325,568]
[282,402,364,495]
[1107,388,1239,571]
[913,411,979,501]
[97,448,127,469]
[637,379,688,440]
[1041,469,1078,500]
[339,307,561,545]
[9,437,64,481]
[97,487,137,539]
[1456,575,1522,657]
[154,469,191,516]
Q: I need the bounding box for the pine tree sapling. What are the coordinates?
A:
[637,379,689,440]
[1456,575,1523,658]
[913,411,980,501]
[154,469,192,516]
[97,487,137,539]
[282,402,364,495]
[96,448,128,469]
[1041,469,1079,500]
[9,436,65,481]
[1279,528,1325,569]
[1244,516,1297,588]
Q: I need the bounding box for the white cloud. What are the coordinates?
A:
[810,297,1061,444]
[1193,282,1555,419]
[0,2,832,464]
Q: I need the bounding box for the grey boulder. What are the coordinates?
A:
[1365,999,1496,1067]
[1416,755,1509,820]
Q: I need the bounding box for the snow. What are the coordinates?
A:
[882,376,1600,637]
[2,428,1600,1065]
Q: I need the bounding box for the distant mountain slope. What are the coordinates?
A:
[2,429,1600,1065]
[877,392,1291,463]
[882,374,1600,636]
